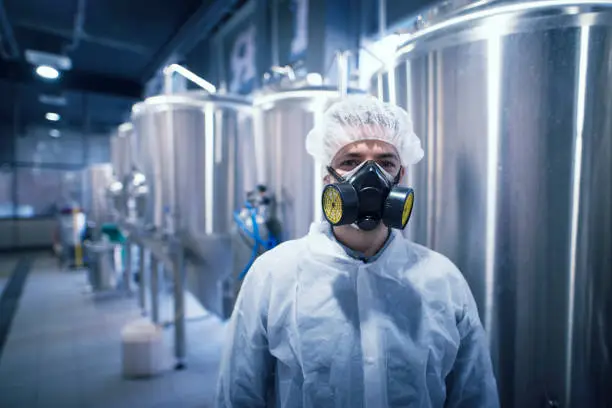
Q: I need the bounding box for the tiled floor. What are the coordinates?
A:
[0,254,228,408]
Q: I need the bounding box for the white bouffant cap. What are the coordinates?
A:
[305,94,424,166]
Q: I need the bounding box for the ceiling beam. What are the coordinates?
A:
[14,20,150,56]
[18,118,118,134]
[0,0,20,59]
[139,0,247,82]
[0,117,118,136]
[0,60,143,99]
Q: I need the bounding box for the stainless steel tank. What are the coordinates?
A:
[81,163,113,228]
[253,85,364,241]
[131,92,256,316]
[131,92,256,237]
[116,121,147,223]
[122,122,139,175]
[383,1,612,407]
[110,123,133,184]
[108,123,134,218]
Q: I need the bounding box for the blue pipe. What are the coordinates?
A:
[233,202,279,280]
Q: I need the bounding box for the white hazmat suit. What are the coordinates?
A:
[216,222,499,407]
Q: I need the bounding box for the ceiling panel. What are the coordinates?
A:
[0,0,211,137]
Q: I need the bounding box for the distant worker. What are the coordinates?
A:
[216,95,499,408]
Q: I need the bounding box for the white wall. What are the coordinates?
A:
[1,126,111,250]
[0,218,55,250]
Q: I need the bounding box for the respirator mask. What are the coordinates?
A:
[321,160,415,231]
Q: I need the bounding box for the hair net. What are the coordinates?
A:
[305,94,424,166]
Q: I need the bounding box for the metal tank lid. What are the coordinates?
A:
[253,75,366,107]
[395,0,612,57]
[115,122,133,138]
[131,90,253,117]
[253,86,365,106]
[118,122,132,131]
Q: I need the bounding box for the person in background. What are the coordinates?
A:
[216,95,499,408]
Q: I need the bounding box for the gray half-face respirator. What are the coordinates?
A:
[321,160,415,231]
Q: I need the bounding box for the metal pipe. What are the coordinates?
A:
[138,244,147,314]
[172,247,187,369]
[163,63,217,95]
[378,0,387,38]
[72,208,83,268]
[64,0,87,53]
[151,256,160,324]
[336,51,350,97]
[124,238,132,293]
[271,0,280,67]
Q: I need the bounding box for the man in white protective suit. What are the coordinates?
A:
[215,94,500,408]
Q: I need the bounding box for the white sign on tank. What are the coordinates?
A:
[229,25,257,93]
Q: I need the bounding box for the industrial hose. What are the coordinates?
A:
[233,202,279,280]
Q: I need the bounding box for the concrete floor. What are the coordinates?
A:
[0,255,18,295]
[0,253,228,408]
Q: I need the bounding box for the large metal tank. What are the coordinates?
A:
[382,1,612,407]
[253,85,364,241]
[131,92,257,315]
[81,163,114,228]
[131,92,256,237]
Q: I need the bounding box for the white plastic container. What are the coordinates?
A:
[121,319,166,378]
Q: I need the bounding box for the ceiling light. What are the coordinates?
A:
[36,65,60,80]
[49,129,61,138]
[39,94,67,106]
[45,112,61,122]
[26,50,72,70]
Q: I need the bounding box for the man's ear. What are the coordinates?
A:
[323,174,331,185]
[400,166,406,180]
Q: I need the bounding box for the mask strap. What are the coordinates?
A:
[326,166,344,182]
[392,166,403,185]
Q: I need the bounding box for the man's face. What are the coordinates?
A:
[326,140,403,183]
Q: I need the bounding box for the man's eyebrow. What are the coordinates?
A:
[376,152,400,161]
[338,152,364,159]
[336,152,399,161]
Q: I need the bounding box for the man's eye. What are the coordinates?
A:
[340,159,360,169]
[380,160,396,169]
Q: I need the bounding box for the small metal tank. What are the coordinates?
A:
[81,163,114,230]
[117,122,147,223]
[109,123,134,217]
[110,123,133,185]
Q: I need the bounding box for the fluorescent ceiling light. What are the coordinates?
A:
[39,94,67,106]
[49,129,61,138]
[25,50,72,70]
[36,65,60,80]
[45,112,61,122]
